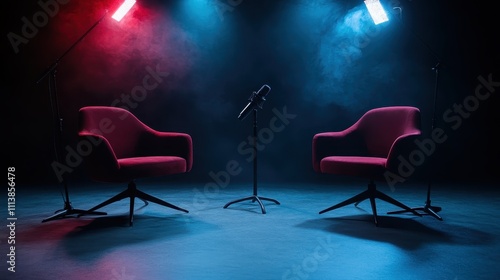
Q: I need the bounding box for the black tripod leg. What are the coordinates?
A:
[224,195,277,214]
[223,196,254,209]
[42,207,107,222]
[252,196,267,214]
[387,180,442,220]
[258,196,280,205]
[388,204,442,220]
[422,205,442,220]
[42,196,107,223]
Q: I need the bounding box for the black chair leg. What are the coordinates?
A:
[320,181,421,226]
[375,190,422,217]
[369,196,378,226]
[319,190,370,214]
[135,189,189,214]
[81,181,188,226]
[84,188,131,214]
[129,195,135,226]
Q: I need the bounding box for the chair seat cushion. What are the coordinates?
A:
[320,156,387,178]
[117,156,187,179]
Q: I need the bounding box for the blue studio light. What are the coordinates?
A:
[364,0,389,25]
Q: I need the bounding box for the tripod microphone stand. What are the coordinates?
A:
[224,87,280,214]
[387,6,442,220]
[38,12,109,222]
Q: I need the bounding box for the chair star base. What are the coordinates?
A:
[81,181,188,226]
[319,181,422,226]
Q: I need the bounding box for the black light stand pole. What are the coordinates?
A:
[422,61,444,219]
[387,6,443,220]
[224,89,280,214]
[38,12,109,222]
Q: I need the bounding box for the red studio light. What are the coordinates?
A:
[112,0,136,21]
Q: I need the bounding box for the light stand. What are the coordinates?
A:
[386,6,443,220]
[419,61,443,219]
[38,12,110,222]
[224,88,280,214]
[388,61,443,220]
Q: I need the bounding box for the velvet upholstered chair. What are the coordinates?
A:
[78,106,193,226]
[312,106,423,226]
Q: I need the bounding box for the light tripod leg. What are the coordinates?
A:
[42,181,107,223]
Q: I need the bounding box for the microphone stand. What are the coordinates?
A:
[387,6,442,220]
[38,12,109,222]
[224,92,280,214]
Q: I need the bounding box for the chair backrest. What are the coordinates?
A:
[352,106,421,158]
[79,106,153,159]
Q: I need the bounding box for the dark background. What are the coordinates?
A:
[3,0,499,187]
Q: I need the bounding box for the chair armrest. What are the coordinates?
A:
[312,128,365,172]
[139,130,194,172]
[385,132,421,172]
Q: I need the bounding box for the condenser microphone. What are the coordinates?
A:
[237,84,271,120]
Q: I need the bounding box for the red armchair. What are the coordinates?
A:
[78,106,193,226]
[312,106,422,226]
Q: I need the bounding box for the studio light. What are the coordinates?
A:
[112,0,136,21]
[364,0,389,25]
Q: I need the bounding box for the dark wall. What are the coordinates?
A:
[4,0,499,187]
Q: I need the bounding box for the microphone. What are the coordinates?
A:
[238,84,271,120]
